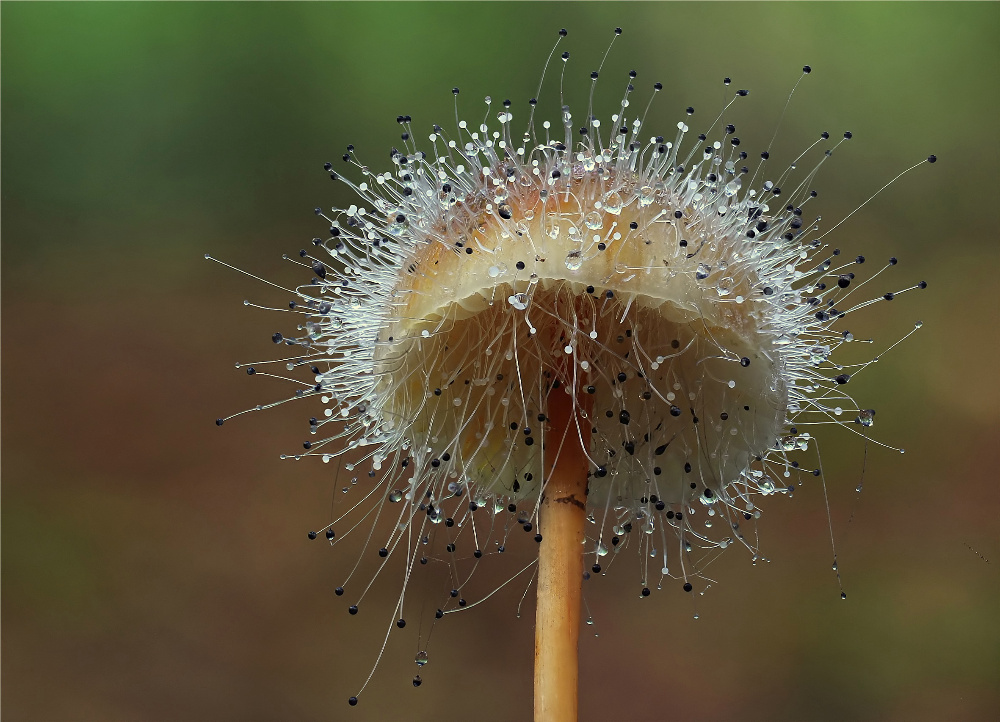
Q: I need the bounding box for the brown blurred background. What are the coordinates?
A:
[3,3,998,721]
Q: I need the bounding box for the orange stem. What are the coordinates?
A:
[534,386,589,722]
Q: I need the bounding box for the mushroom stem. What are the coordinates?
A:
[534,386,589,722]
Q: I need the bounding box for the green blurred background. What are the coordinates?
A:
[3,2,997,720]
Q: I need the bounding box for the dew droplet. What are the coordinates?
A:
[507,293,529,310]
[603,191,624,215]
[808,345,830,365]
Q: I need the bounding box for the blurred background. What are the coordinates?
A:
[3,3,997,721]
